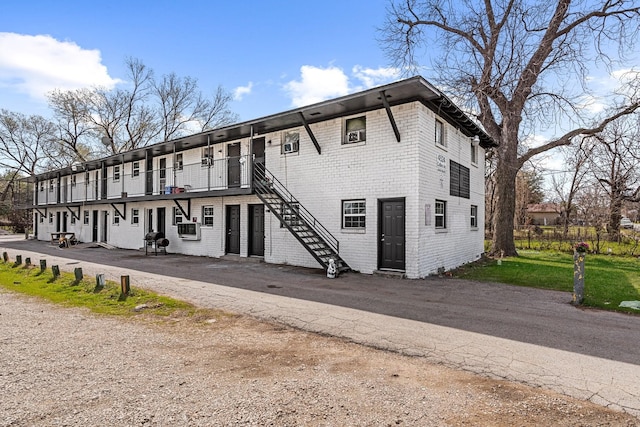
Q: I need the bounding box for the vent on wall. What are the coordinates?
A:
[177,222,201,240]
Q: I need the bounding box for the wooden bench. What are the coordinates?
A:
[51,232,76,247]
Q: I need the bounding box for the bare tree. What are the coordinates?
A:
[381,0,640,256]
[550,138,591,237]
[584,113,640,240]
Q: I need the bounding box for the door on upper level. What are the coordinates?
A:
[227,143,241,188]
[378,198,405,271]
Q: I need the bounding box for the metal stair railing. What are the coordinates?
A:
[253,163,341,258]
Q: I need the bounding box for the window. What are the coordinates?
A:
[280,202,300,227]
[71,175,77,187]
[39,181,44,192]
[39,213,44,223]
[201,147,213,166]
[70,214,76,225]
[342,200,366,229]
[132,162,140,177]
[83,211,89,225]
[202,206,214,226]
[435,119,445,147]
[49,179,54,192]
[471,205,478,228]
[344,116,366,144]
[85,172,90,185]
[471,143,478,164]
[173,206,184,225]
[131,208,140,225]
[450,160,470,199]
[49,212,54,223]
[113,210,120,225]
[282,131,299,154]
[159,158,167,179]
[175,153,183,171]
[113,165,120,182]
[435,200,446,229]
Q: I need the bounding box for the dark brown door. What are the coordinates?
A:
[227,143,241,188]
[252,137,265,167]
[157,207,166,235]
[226,205,240,254]
[379,199,405,271]
[92,210,98,242]
[249,204,264,256]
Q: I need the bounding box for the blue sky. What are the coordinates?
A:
[0,0,400,122]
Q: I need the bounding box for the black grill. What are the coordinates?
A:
[144,232,168,255]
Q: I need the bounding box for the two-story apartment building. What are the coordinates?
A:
[28,76,496,278]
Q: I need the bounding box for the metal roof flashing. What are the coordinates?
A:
[30,76,495,181]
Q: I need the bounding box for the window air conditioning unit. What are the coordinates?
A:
[283,141,298,154]
[177,222,201,240]
[347,129,364,143]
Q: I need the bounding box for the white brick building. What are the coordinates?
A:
[28,76,496,278]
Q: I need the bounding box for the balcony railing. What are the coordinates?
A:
[34,155,252,206]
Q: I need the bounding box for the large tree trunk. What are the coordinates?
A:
[490,162,519,257]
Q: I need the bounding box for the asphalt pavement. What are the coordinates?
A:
[1,234,639,417]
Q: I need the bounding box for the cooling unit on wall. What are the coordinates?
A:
[177,222,201,240]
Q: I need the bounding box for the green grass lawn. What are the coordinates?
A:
[0,257,228,322]
[453,250,640,314]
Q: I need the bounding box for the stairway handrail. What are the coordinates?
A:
[253,163,339,254]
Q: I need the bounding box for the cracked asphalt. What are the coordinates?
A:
[1,234,639,417]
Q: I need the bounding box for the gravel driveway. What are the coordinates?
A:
[1,290,636,426]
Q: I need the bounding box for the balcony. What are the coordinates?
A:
[33,155,253,207]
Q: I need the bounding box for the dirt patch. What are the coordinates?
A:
[1,291,637,426]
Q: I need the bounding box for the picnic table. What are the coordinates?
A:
[51,232,76,247]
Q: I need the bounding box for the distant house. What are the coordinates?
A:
[527,203,561,226]
[25,76,497,278]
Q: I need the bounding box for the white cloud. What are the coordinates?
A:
[0,32,119,100]
[283,65,350,107]
[233,81,253,101]
[283,65,400,108]
[351,66,400,89]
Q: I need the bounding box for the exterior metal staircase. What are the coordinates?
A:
[253,163,349,274]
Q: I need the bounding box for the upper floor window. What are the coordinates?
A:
[344,116,366,144]
[39,181,44,192]
[435,119,445,147]
[282,131,300,154]
[71,175,77,187]
[175,153,183,171]
[85,172,90,185]
[49,179,55,192]
[132,162,140,177]
[113,165,120,182]
[450,160,470,199]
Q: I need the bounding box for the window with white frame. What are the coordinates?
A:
[132,162,140,177]
[201,147,213,166]
[113,165,120,182]
[435,119,445,147]
[131,208,140,225]
[342,200,366,229]
[39,181,44,192]
[113,210,120,225]
[70,214,76,225]
[172,206,184,225]
[83,211,90,225]
[344,116,366,144]
[175,153,183,171]
[202,206,214,226]
[435,200,446,229]
[71,175,77,187]
[85,172,90,186]
[282,131,299,154]
[49,179,54,192]
[39,213,44,223]
[471,205,478,228]
[49,212,54,223]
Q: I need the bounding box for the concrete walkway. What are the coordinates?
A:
[1,235,639,417]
